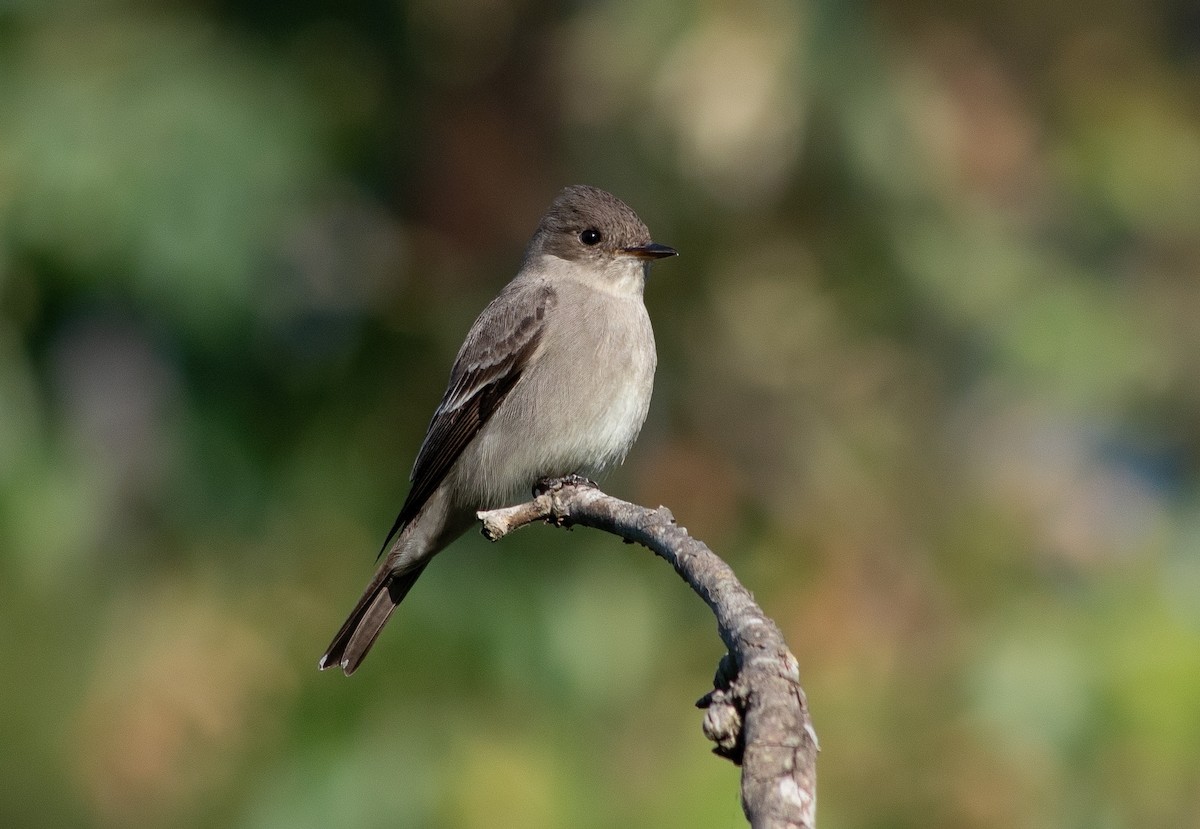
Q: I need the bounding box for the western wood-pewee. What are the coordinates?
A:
[319,184,676,675]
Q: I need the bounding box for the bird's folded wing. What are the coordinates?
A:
[377,281,557,557]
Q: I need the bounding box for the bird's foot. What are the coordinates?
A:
[534,474,598,496]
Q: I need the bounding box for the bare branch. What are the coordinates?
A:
[478,478,818,829]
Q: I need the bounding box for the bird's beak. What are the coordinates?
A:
[621,242,678,260]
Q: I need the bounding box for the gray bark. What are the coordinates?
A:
[477,478,818,829]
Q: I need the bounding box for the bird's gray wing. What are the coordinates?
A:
[377,281,557,557]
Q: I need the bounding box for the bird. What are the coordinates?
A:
[319,184,677,675]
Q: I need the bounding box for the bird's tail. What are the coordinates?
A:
[318,562,429,676]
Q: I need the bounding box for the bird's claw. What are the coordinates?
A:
[534,474,598,496]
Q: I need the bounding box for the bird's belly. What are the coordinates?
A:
[452,306,655,507]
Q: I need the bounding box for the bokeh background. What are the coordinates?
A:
[4,0,1200,827]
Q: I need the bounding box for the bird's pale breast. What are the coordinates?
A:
[449,277,655,508]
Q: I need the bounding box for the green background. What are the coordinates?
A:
[3,1,1200,826]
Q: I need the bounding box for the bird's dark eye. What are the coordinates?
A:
[579,228,602,246]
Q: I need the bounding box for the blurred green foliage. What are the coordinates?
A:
[3,1,1200,827]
